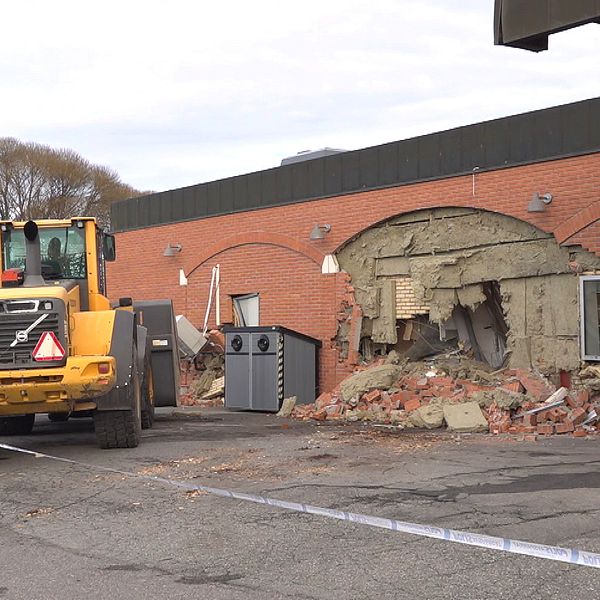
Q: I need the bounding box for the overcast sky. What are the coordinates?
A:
[1,1,598,192]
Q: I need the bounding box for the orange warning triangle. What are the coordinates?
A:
[32,331,66,361]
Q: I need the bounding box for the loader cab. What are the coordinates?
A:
[0,218,116,312]
[3,224,87,280]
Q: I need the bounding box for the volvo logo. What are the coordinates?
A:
[15,330,28,343]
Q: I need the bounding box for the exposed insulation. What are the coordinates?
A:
[335,208,600,374]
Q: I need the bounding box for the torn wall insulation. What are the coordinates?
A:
[335,208,600,374]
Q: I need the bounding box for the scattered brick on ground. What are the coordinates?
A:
[291,355,600,439]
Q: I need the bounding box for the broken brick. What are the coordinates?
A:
[389,391,411,409]
[363,389,382,403]
[402,378,420,391]
[537,423,555,435]
[461,382,495,396]
[502,380,524,394]
[315,392,333,410]
[523,413,537,427]
[404,398,421,412]
[450,389,467,402]
[571,407,587,426]
[573,428,588,438]
[431,385,456,399]
[555,419,575,434]
[313,409,327,421]
[325,404,343,418]
[516,370,555,403]
[429,377,454,387]
[490,417,512,435]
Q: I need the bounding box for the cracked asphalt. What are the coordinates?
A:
[1,408,600,599]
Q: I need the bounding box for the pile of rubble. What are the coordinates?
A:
[180,330,225,406]
[292,355,599,438]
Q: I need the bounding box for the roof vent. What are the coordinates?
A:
[280,147,347,166]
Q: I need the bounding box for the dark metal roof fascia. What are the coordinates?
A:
[112,97,600,232]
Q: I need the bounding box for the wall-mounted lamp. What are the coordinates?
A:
[163,243,183,256]
[527,192,553,213]
[309,224,331,240]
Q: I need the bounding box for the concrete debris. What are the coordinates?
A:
[409,403,445,429]
[291,356,600,438]
[203,376,225,399]
[470,389,525,410]
[277,396,297,418]
[443,402,489,433]
[339,364,404,402]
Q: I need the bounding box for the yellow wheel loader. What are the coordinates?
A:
[0,218,179,448]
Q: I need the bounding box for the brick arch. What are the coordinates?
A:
[184,231,325,277]
[332,205,549,254]
[554,200,600,244]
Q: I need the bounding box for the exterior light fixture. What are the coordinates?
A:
[309,224,331,240]
[527,192,553,213]
[163,243,183,256]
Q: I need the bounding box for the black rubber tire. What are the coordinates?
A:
[0,414,35,436]
[94,349,142,449]
[141,354,155,430]
[48,412,70,422]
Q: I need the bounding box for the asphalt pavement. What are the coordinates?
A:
[1,408,599,599]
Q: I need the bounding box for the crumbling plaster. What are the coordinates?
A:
[335,208,600,373]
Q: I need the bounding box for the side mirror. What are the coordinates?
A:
[103,233,116,262]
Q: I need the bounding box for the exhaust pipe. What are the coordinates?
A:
[23,220,45,287]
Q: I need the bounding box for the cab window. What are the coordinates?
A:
[3,226,87,279]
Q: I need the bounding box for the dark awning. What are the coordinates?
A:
[494,0,600,52]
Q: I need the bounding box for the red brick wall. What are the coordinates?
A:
[108,152,600,391]
[564,221,600,256]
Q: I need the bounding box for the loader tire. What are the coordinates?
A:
[140,353,155,430]
[0,414,35,436]
[94,350,142,449]
[48,412,70,422]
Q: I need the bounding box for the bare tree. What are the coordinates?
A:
[0,138,142,227]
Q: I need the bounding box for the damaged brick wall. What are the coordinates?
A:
[109,152,600,391]
[336,208,600,374]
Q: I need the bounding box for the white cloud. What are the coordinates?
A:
[0,1,598,191]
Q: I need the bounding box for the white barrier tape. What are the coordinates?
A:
[2,442,599,569]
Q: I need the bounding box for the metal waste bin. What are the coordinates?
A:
[133,300,180,407]
[224,326,321,411]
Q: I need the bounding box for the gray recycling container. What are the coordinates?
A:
[224,326,321,411]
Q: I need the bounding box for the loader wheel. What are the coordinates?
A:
[141,354,155,430]
[48,412,70,422]
[94,351,142,449]
[0,414,35,436]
